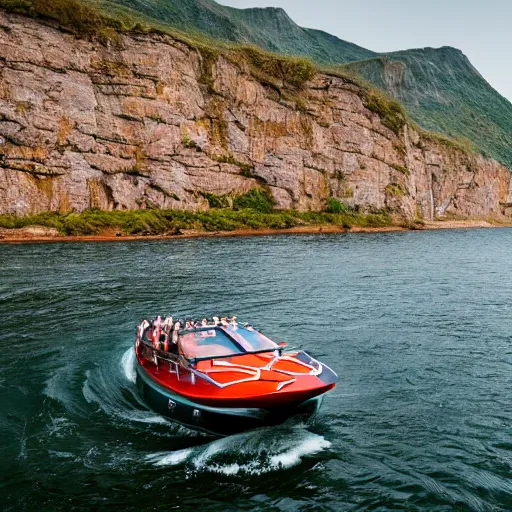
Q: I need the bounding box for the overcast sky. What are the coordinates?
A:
[219,0,512,103]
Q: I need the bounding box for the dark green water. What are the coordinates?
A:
[1,230,511,511]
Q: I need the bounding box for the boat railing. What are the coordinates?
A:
[137,337,322,389]
[138,337,287,387]
[138,338,181,364]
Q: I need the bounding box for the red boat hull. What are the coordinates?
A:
[136,350,336,409]
[138,348,336,409]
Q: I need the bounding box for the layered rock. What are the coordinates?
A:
[0,11,510,220]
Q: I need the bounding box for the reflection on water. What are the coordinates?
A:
[1,229,512,511]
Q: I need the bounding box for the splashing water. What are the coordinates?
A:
[82,347,169,426]
[146,427,331,476]
[121,347,137,384]
[81,345,327,477]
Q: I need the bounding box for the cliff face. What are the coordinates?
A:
[98,0,512,168]
[0,12,511,220]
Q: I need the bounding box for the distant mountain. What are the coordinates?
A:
[103,0,376,63]
[346,48,512,168]
[102,0,512,168]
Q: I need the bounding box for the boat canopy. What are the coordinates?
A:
[179,325,278,360]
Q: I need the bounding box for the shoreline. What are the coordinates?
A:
[0,220,509,244]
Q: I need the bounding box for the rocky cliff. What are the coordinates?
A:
[100,0,512,168]
[0,11,511,220]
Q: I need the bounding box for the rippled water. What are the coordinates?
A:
[1,229,511,511]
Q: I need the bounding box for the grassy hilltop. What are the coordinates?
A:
[102,0,377,64]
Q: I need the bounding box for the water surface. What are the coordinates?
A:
[1,229,511,511]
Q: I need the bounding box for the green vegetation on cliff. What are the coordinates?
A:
[0,206,392,236]
[0,0,317,91]
[0,188,389,235]
[345,50,512,167]
[101,0,376,64]
[0,0,119,40]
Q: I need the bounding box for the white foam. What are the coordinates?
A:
[44,366,87,416]
[269,435,331,469]
[18,425,27,461]
[43,373,60,401]
[48,449,74,459]
[192,435,231,469]
[121,347,136,383]
[202,460,262,476]
[208,433,331,475]
[46,416,74,438]
[148,430,331,475]
[128,413,169,425]
[82,374,168,425]
[214,463,241,475]
[148,448,193,466]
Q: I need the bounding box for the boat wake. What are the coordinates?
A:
[82,347,207,438]
[82,347,169,426]
[45,346,331,476]
[44,364,90,417]
[145,426,331,475]
[117,347,331,475]
[120,347,137,384]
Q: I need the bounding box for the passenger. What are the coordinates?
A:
[201,318,208,327]
[162,316,173,335]
[151,325,160,349]
[172,321,181,345]
[220,317,229,327]
[144,324,152,342]
[138,319,150,342]
[168,336,179,354]
[185,320,193,330]
[212,316,220,326]
[161,332,169,352]
[151,316,164,348]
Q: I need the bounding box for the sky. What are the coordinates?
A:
[219,0,512,103]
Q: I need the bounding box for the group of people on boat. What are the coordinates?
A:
[139,315,241,353]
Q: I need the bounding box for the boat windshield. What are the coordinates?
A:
[179,325,278,360]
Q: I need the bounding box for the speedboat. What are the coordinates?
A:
[135,317,337,435]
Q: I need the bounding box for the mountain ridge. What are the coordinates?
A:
[103,0,378,63]
[347,45,512,166]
